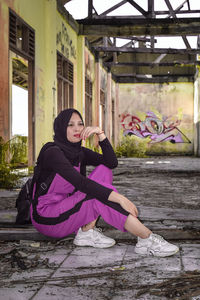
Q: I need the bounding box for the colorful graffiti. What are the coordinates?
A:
[121,111,191,144]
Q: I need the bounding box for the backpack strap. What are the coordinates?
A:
[34,172,55,200]
[32,143,60,198]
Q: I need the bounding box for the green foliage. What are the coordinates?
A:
[0,136,9,164]
[115,133,149,158]
[0,164,20,189]
[10,135,28,166]
[0,135,28,188]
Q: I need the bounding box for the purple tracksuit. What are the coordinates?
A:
[31,138,129,238]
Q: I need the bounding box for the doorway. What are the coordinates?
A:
[10,53,29,165]
[11,55,28,137]
[9,9,35,165]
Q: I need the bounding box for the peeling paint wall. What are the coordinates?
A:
[56,11,78,108]
[1,0,198,161]
[119,83,194,155]
[194,64,200,156]
[85,47,95,123]
[0,0,14,141]
[0,0,82,160]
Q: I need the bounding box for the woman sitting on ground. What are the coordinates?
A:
[31,108,179,257]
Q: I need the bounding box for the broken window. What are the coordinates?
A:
[57,52,74,113]
[100,89,106,132]
[9,9,35,165]
[111,99,115,143]
[85,76,93,126]
[9,9,35,59]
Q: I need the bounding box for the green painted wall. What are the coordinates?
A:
[119,82,194,155]
[85,47,95,122]
[56,10,79,108]
[194,64,200,156]
[11,0,57,156]
[4,0,84,158]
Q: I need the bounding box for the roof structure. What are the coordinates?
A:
[61,0,200,83]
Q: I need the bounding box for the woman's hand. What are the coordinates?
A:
[119,196,138,217]
[81,126,105,141]
[108,191,138,217]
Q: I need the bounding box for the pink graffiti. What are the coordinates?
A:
[121,111,191,144]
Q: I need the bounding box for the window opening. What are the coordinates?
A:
[112,99,115,142]
[85,76,93,126]
[100,89,106,132]
[9,9,35,165]
[57,52,74,113]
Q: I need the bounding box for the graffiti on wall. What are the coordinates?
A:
[56,23,76,59]
[121,111,191,144]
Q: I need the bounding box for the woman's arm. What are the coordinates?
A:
[81,126,106,142]
[108,191,138,217]
[81,126,118,169]
[43,147,113,202]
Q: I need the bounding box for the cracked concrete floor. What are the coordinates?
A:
[0,157,200,299]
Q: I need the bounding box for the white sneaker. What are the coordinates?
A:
[73,227,116,248]
[135,233,179,257]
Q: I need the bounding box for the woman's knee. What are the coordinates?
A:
[89,164,113,182]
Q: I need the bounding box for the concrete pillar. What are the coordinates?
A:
[106,71,112,140]
[77,36,85,119]
[94,56,100,128]
[0,1,9,142]
[114,83,120,147]
[194,65,200,156]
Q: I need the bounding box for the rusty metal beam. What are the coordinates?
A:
[164,0,191,49]
[173,0,188,14]
[99,0,127,17]
[92,46,200,55]
[78,17,200,37]
[88,0,93,19]
[126,0,148,17]
[115,74,194,83]
[148,0,155,18]
[155,9,200,15]
[57,0,70,6]
[104,61,200,67]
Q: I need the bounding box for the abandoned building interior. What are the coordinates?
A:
[0,0,200,166]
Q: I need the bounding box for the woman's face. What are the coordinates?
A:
[66,112,84,143]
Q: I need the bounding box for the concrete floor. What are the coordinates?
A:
[0,157,200,299]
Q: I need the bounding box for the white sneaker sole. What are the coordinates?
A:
[73,240,116,248]
[135,246,179,257]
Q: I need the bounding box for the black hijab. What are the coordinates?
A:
[53,108,84,166]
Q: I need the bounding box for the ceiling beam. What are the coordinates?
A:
[57,0,70,6]
[91,10,200,18]
[116,36,157,42]
[92,46,200,55]
[115,74,194,83]
[78,17,200,37]
[164,0,191,49]
[99,0,127,17]
[104,61,200,67]
[173,0,188,14]
[148,0,155,18]
[88,0,93,18]
[126,0,148,17]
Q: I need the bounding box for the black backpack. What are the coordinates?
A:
[15,178,33,224]
[15,143,56,225]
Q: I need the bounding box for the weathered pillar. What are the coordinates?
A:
[94,53,100,128]
[106,70,112,140]
[77,36,85,118]
[194,62,200,156]
[114,83,120,147]
[0,2,9,142]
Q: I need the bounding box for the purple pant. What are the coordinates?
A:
[31,165,129,238]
